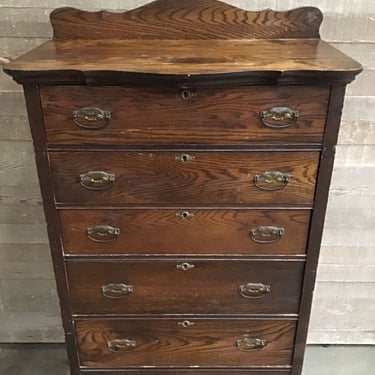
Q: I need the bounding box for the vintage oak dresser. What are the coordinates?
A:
[4,1,362,374]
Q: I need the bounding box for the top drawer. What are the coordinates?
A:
[40,86,329,146]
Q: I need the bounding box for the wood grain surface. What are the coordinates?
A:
[59,209,311,256]
[49,151,319,206]
[0,0,369,360]
[75,318,296,367]
[22,85,82,371]
[4,39,362,81]
[40,86,329,146]
[51,0,322,40]
[66,259,304,315]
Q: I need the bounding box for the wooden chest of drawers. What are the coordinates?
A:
[4,1,362,375]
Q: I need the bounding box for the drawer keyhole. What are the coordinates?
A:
[176,211,195,220]
[178,320,195,328]
[176,262,195,271]
[179,89,197,101]
[175,153,195,163]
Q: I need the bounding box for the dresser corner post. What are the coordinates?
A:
[22,84,81,375]
[290,84,347,375]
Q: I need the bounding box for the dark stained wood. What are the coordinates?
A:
[3,2,363,375]
[49,151,319,207]
[5,67,362,87]
[291,87,347,375]
[51,1,322,40]
[40,85,328,146]
[22,85,81,375]
[59,209,311,256]
[66,260,304,315]
[4,39,362,86]
[75,318,296,367]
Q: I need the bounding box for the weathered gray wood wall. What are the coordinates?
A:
[0,0,374,344]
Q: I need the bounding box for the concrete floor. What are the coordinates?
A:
[0,344,374,374]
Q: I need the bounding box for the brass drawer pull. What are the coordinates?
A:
[178,320,195,328]
[176,262,195,271]
[177,88,197,101]
[175,153,196,163]
[239,283,271,298]
[260,106,299,128]
[107,338,136,352]
[176,211,195,220]
[87,225,120,243]
[249,226,284,244]
[236,335,267,351]
[80,171,115,190]
[254,171,289,191]
[73,107,111,129]
[101,283,133,299]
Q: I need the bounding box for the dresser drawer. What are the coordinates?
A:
[40,85,328,146]
[76,318,295,368]
[50,151,319,206]
[60,209,310,255]
[66,260,304,315]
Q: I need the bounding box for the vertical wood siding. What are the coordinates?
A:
[0,0,374,344]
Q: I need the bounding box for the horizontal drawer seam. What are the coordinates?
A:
[72,314,299,320]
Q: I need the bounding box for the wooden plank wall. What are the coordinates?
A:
[0,0,374,344]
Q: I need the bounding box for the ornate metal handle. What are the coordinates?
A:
[87,225,120,243]
[175,153,196,163]
[239,283,271,298]
[176,262,195,271]
[178,320,195,328]
[236,335,267,351]
[80,171,115,190]
[177,88,197,101]
[101,283,133,299]
[260,107,299,128]
[254,171,289,191]
[249,226,284,244]
[176,211,195,220]
[107,338,137,352]
[73,107,111,129]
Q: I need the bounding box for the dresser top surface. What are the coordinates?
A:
[5,38,361,76]
[3,0,362,84]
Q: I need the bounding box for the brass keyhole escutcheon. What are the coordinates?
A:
[178,320,195,328]
[179,88,197,101]
[175,153,195,163]
[176,262,195,271]
[176,211,195,220]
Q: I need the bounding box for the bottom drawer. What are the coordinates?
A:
[75,319,295,368]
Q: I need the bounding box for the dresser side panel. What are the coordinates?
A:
[291,85,347,375]
[22,84,80,375]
